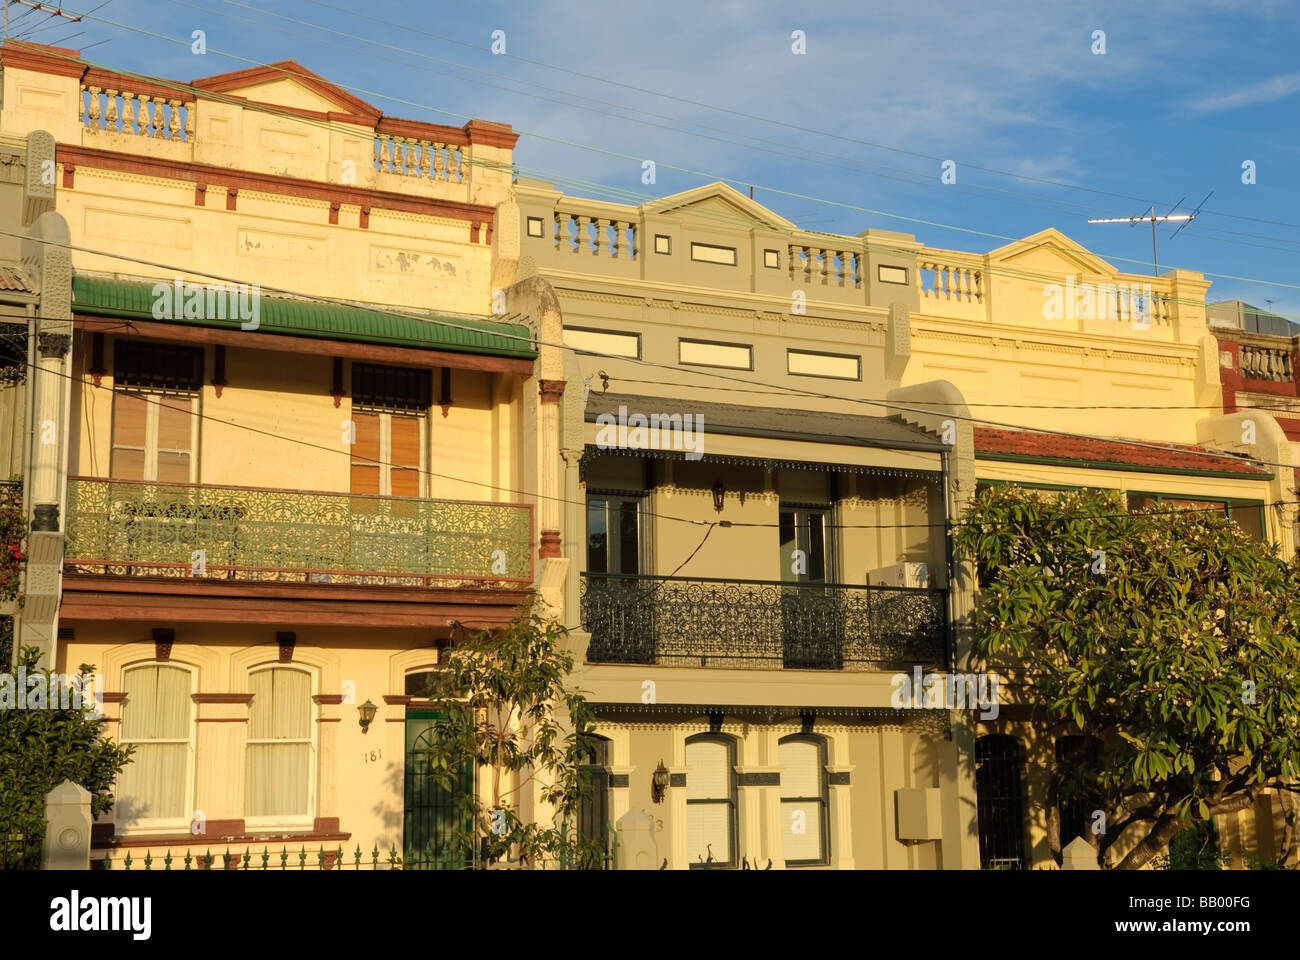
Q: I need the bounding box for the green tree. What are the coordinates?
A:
[0,646,134,868]
[418,608,603,869]
[955,485,1300,870]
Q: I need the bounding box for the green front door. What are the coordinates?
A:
[403,710,474,869]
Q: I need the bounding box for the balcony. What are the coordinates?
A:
[64,478,534,587]
[581,573,946,670]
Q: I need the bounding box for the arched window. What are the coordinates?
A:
[117,663,194,828]
[779,734,829,866]
[685,734,737,868]
[246,666,316,824]
[975,735,1027,869]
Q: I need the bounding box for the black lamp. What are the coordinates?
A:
[358,699,378,733]
[651,760,670,804]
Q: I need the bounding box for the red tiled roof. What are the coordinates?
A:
[0,265,33,294]
[974,428,1271,477]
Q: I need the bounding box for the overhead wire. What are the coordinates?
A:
[11,21,1300,295]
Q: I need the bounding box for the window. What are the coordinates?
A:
[350,363,429,497]
[678,339,753,370]
[116,664,194,827]
[690,242,737,266]
[779,735,828,866]
[779,506,831,583]
[405,668,455,700]
[110,391,197,483]
[246,667,315,822]
[587,494,643,575]
[787,349,861,381]
[975,735,1027,869]
[878,264,909,285]
[685,734,736,868]
[763,249,779,269]
[653,234,671,255]
[1127,492,1265,540]
[526,216,544,238]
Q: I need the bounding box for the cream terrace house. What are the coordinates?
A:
[0,42,570,867]
[513,177,984,868]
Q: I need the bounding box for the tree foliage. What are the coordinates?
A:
[417,609,603,869]
[0,646,134,868]
[955,485,1300,870]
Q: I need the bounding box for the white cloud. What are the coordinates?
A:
[1189,74,1300,112]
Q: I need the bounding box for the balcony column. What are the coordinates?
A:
[21,211,73,668]
[537,380,565,559]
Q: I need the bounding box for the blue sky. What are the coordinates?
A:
[16,0,1300,316]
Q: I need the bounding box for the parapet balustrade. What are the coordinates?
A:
[374,133,464,184]
[80,83,194,141]
[918,255,983,303]
[788,244,860,287]
[1239,342,1294,382]
[550,210,640,259]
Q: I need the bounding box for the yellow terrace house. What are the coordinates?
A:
[0,41,549,866]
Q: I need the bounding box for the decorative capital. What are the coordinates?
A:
[30,503,59,531]
[36,332,71,359]
[538,530,562,558]
[538,379,566,403]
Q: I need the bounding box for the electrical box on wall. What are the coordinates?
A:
[896,787,943,841]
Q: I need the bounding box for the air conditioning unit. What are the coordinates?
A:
[867,562,930,588]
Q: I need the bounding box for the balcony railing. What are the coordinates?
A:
[64,478,534,587]
[581,573,946,670]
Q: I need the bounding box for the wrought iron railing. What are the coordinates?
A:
[581,573,946,670]
[65,477,533,586]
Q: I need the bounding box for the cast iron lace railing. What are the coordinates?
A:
[581,572,946,670]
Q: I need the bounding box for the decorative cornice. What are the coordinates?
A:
[55,143,497,230]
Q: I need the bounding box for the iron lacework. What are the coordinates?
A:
[581,573,946,670]
[64,477,533,585]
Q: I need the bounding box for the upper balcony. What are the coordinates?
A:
[64,477,533,587]
[581,573,946,670]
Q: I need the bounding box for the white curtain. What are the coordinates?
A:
[246,669,312,818]
[780,739,824,862]
[118,666,192,822]
[685,740,732,864]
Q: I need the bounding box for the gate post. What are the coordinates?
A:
[42,780,92,870]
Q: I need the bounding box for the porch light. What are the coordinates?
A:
[651,760,670,804]
[358,699,378,733]
[711,481,725,513]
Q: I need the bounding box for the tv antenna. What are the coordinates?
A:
[1087,191,1212,277]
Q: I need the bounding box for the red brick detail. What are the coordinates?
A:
[359,206,370,229]
[329,201,340,225]
[226,188,238,211]
[194,182,207,206]
[973,428,1269,475]
[539,530,562,559]
[62,164,74,189]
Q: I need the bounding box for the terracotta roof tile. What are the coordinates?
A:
[974,427,1270,477]
[0,265,33,294]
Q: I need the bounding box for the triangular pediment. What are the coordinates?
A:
[988,228,1117,278]
[647,182,795,231]
[191,61,380,120]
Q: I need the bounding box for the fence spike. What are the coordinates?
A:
[143,851,153,871]
[279,846,288,869]
[261,846,270,869]
[164,850,173,871]
[242,848,252,870]
[298,845,307,869]
[122,851,133,871]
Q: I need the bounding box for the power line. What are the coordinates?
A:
[14,25,1300,294]
[6,225,1293,482]
[288,0,1300,234]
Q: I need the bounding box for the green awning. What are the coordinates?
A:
[72,275,537,360]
